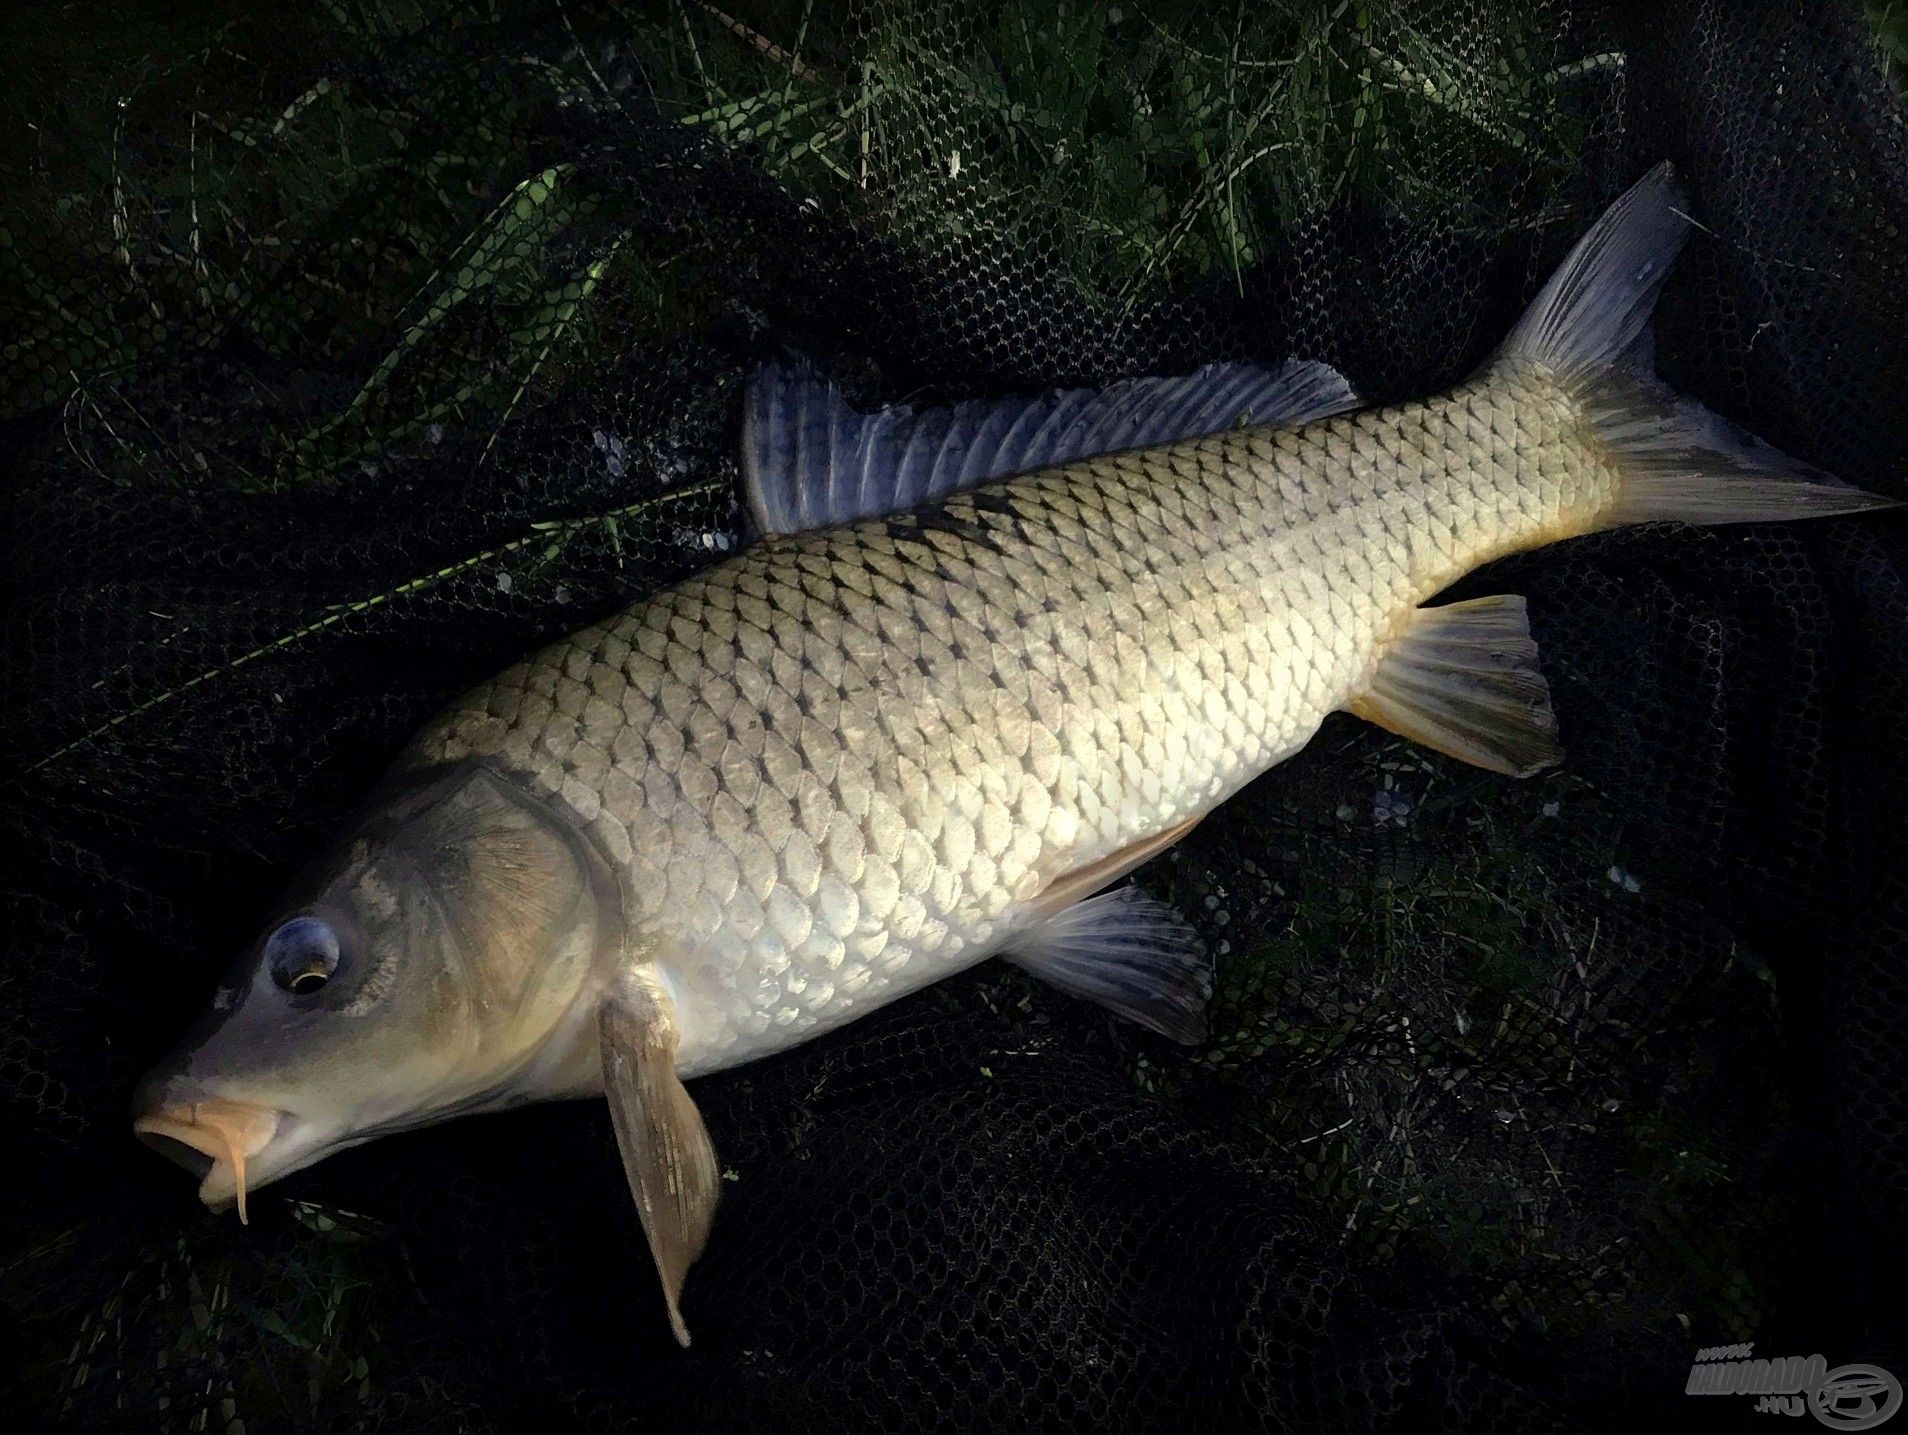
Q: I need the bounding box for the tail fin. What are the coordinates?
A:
[1496,161,1897,528]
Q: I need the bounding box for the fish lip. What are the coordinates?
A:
[134,1097,287,1215]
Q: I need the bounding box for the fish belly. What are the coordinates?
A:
[417,369,1616,1076]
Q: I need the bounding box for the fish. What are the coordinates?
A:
[132,163,1894,1344]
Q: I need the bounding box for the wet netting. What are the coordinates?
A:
[4,1,1906,1430]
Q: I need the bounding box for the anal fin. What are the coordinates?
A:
[1347,594,1562,778]
[1004,885,1211,1044]
[600,973,720,1348]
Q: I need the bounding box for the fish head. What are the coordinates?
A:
[133,762,622,1218]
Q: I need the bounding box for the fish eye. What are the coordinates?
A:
[265,916,344,996]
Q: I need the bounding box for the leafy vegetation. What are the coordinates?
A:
[1873,0,1908,86]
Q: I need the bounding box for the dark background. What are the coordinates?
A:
[3,1,1905,1429]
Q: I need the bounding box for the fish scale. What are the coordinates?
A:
[134,166,1897,1345]
[414,370,1609,1077]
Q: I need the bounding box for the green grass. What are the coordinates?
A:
[642,0,1592,308]
[3,1,1606,424]
[1088,731,1788,1340]
[17,1205,402,1431]
[1873,0,1908,86]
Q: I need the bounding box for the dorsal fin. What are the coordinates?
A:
[742,358,1362,537]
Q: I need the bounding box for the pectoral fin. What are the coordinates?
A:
[1347,594,1561,777]
[600,975,719,1348]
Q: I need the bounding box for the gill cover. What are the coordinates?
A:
[339,762,623,1060]
[134,761,621,1213]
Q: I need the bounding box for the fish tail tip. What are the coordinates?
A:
[1499,159,1899,528]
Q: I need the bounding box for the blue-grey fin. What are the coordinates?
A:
[1491,161,1896,528]
[1004,885,1212,1044]
[742,357,1362,537]
[1346,594,1561,778]
[600,972,719,1348]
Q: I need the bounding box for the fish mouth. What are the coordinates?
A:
[134,1097,285,1224]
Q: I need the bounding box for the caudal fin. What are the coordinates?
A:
[1496,161,1897,529]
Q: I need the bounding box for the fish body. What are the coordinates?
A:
[131,164,1895,1343]
[413,369,1603,1082]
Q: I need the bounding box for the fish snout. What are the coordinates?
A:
[132,1079,283,1223]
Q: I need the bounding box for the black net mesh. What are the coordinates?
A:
[4,1,1905,1430]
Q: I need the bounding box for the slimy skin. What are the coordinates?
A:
[133,167,1891,1340]
[415,368,1612,1079]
